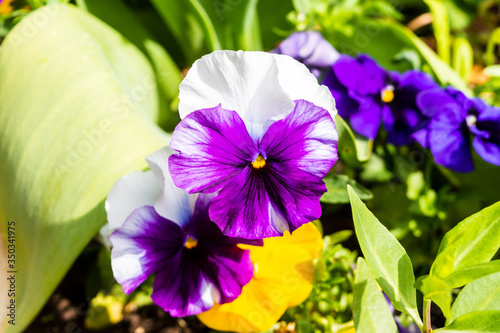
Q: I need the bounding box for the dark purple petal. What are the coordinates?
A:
[348,98,383,139]
[332,55,385,96]
[323,69,360,119]
[473,136,500,166]
[110,206,184,294]
[259,99,338,178]
[417,88,460,118]
[169,104,258,193]
[152,242,253,317]
[429,112,473,172]
[209,100,336,239]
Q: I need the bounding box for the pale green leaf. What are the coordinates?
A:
[444,261,500,289]
[322,175,373,204]
[348,186,422,328]
[434,311,500,332]
[449,272,500,325]
[415,275,453,319]
[0,4,168,331]
[484,65,500,77]
[353,257,398,333]
[452,37,473,81]
[436,201,500,272]
[424,0,450,64]
[335,115,372,166]
[486,27,500,66]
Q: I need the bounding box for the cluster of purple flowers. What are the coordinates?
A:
[276,31,500,173]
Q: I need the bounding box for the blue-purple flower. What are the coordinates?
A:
[106,147,260,317]
[169,50,338,239]
[271,31,340,78]
[415,86,500,172]
[323,54,439,145]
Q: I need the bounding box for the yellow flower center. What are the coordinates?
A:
[184,236,198,249]
[381,85,395,103]
[251,154,266,169]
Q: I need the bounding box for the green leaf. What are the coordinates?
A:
[449,272,500,325]
[322,175,373,204]
[486,27,500,66]
[415,275,453,319]
[348,186,422,329]
[353,257,398,333]
[452,37,473,81]
[436,201,500,272]
[76,0,183,130]
[444,260,500,289]
[0,4,167,331]
[335,115,372,166]
[424,0,450,64]
[149,0,220,61]
[484,65,500,77]
[434,311,500,332]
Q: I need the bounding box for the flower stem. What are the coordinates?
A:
[423,298,432,333]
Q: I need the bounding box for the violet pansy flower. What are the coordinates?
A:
[169,50,338,239]
[271,31,340,78]
[323,54,439,145]
[415,86,500,172]
[107,147,260,317]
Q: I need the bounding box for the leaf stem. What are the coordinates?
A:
[423,297,432,333]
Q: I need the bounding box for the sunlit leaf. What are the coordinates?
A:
[0,4,168,331]
[444,260,500,289]
[353,257,398,333]
[348,186,422,329]
[449,272,500,325]
[335,115,372,166]
[434,311,500,332]
[436,201,500,272]
[452,37,473,81]
[322,175,373,204]
[424,0,450,64]
[415,275,453,319]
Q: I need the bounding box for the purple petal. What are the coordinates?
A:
[429,117,473,172]
[332,55,385,96]
[152,243,253,317]
[169,104,257,193]
[417,88,461,118]
[349,98,383,139]
[272,31,339,69]
[209,100,336,238]
[259,99,338,177]
[110,206,184,294]
[322,69,360,119]
[473,135,500,166]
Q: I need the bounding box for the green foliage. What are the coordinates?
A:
[284,231,357,332]
[322,175,373,204]
[0,4,168,332]
[424,0,451,64]
[353,257,398,333]
[448,272,500,325]
[348,186,422,328]
[434,311,500,332]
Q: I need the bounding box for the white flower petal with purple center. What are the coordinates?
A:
[169,50,338,239]
[107,147,260,317]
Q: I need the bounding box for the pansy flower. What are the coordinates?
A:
[271,31,340,78]
[415,86,500,172]
[169,50,338,239]
[107,147,260,316]
[323,54,439,145]
[198,222,324,332]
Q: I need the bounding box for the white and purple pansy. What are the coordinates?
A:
[169,50,339,239]
[107,147,261,317]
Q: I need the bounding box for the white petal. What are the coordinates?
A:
[105,170,161,230]
[273,53,337,118]
[179,50,295,139]
[146,146,197,227]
